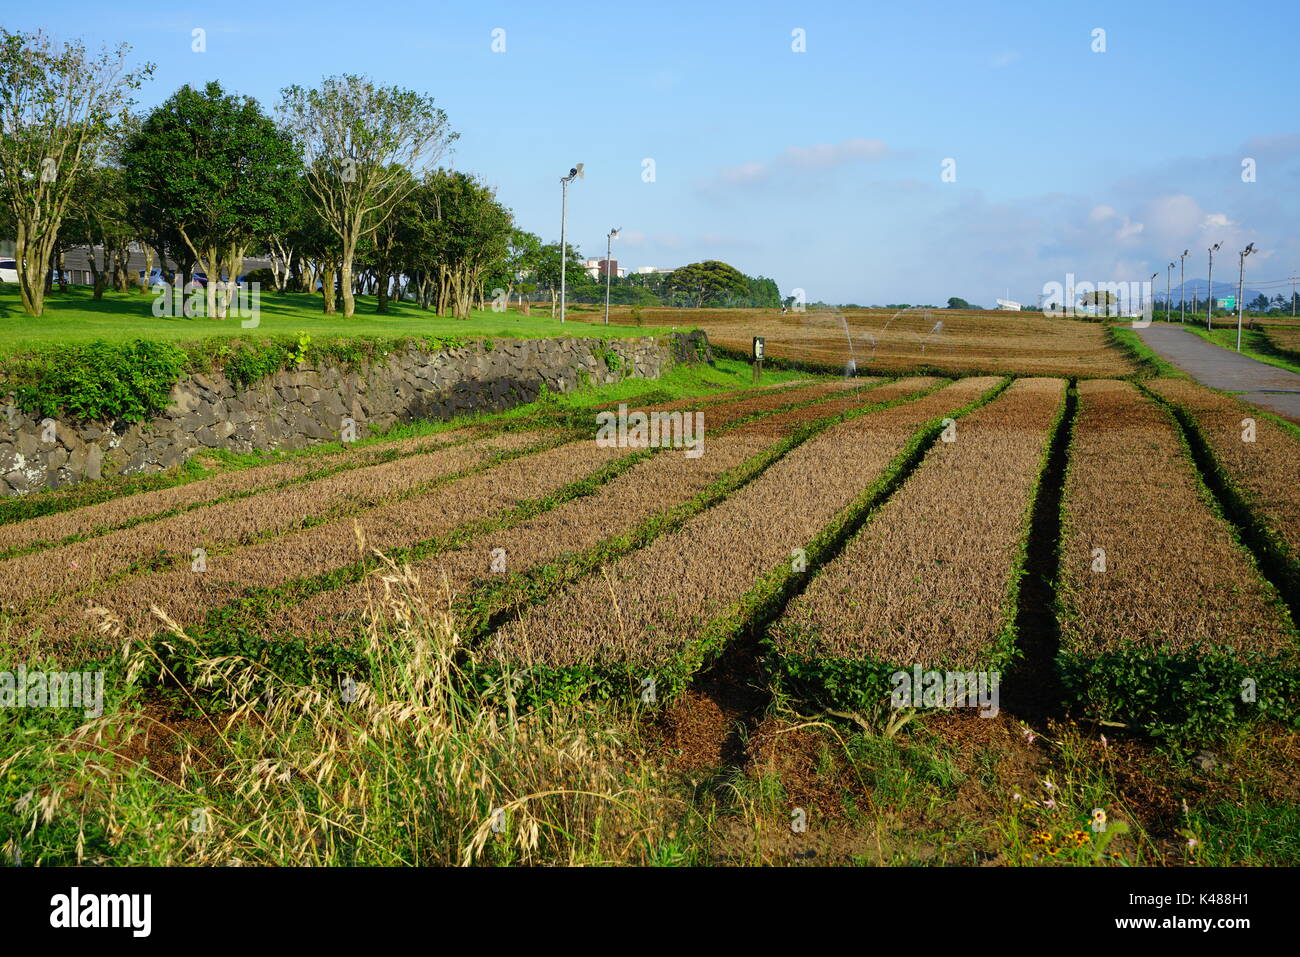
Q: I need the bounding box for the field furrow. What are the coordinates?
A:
[1145,378,1300,589]
[246,377,933,641]
[479,376,1004,700]
[2,379,852,616]
[771,377,1067,708]
[1057,379,1298,730]
[11,378,866,657]
[0,379,819,556]
[0,427,486,556]
[0,429,550,611]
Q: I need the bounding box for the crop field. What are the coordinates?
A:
[586,306,1135,379]
[772,377,1068,709]
[1056,380,1298,736]
[1259,321,1300,362]
[5,355,1300,868]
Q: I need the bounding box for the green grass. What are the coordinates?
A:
[1185,324,1300,377]
[0,286,680,353]
[1106,325,1188,378]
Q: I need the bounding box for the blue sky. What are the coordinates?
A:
[22,0,1300,306]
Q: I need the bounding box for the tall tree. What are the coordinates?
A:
[667,260,748,307]
[503,228,542,309]
[121,82,299,319]
[534,241,586,317]
[278,75,456,318]
[415,169,512,319]
[61,165,132,299]
[0,30,152,315]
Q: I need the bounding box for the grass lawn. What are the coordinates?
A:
[1185,324,1300,377]
[0,286,681,353]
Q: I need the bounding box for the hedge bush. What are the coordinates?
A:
[0,334,471,423]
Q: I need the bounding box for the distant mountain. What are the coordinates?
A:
[1158,278,1266,304]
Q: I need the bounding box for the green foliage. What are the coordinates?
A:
[667,260,749,308]
[7,338,186,422]
[1058,647,1300,741]
[121,81,300,276]
[600,347,625,374]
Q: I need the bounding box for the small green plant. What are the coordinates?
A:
[7,339,187,422]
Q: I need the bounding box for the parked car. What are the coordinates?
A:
[0,259,18,284]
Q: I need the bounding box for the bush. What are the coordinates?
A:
[7,339,187,423]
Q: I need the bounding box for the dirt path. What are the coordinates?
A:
[1135,323,1300,422]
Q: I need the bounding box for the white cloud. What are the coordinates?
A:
[781,138,888,169]
[709,138,890,192]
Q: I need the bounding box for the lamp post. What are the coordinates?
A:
[559,163,584,323]
[603,227,620,325]
[1166,262,1174,322]
[1206,242,1222,330]
[1236,243,1255,351]
[1150,272,1158,317]
[1179,249,1188,323]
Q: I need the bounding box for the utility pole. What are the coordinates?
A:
[1166,262,1174,323]
[1236,243,1255,351]
[603,227,620,325]
[558,164,584,323]
[1207,242,1222,331]
[1179,249,1188,323]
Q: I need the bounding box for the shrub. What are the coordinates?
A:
[6,339,187,423]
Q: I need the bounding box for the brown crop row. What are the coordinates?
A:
[0,427,483,555]
[1058,380,1294,658]
[0,429,548,612]
[2,379,849,616]
[585,308,1134,378]
[773,377,1066,669]
[1145,379,1300,572]
[485,376,1002,673]
[0,379,817,557]
[1260,323,1300,360]
[245,377,938,641]
[11,378,872,658]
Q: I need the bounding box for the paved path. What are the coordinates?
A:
[1135,323,1300,423]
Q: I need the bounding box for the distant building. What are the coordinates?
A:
[995,299,1022,311]
[583,258,623,279]
[634,265,675,275]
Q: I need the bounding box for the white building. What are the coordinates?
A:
[995,298,1022,311]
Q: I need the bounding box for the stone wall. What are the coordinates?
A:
[0,330,713,496]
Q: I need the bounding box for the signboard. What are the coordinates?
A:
[752,336,765,360]
[1217,297,1235,310]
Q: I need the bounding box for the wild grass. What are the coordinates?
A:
[0,556,695,866]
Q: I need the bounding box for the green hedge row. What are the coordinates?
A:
[0,334,470,423]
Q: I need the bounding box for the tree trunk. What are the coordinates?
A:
[340,251,356,317]
[321,264,337,314]
[376,273,389,313]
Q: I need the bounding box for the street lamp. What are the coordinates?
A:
[1150,272,1158,316]
[603,227,620,326]
[1236,242,1255,351]
[1166,262,1175,322]
[1179,249,1189,323]
[1206,242,1222,330]
[559,163,584,323]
